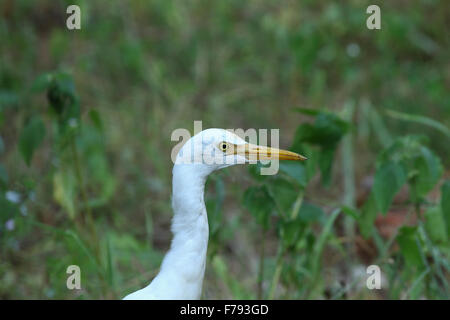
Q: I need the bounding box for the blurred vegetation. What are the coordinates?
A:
[1,0,449,299]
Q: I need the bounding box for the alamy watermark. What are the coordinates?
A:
[66,265,81,290]
[366,265,382,289]
[66,5,81,30]
[171,121,282,175]
[366,5,381,30]
[65,5,380,31]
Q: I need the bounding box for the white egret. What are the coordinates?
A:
[123,128,306,300]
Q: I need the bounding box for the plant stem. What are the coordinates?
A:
[257,228,267,299]
[290,191,304,220]
[341,101,356,241]
[70,138,100,258]
[268,244,284,300]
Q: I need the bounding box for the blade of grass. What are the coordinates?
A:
[369,104,392,148]
[340,101,356,264]
[268,244,284,300]
[311,208,341,272]
[404,267,430,299]
[106,234,115,290]
[385,109,450,139]
[306,208,341,297]
[145,208,153,250]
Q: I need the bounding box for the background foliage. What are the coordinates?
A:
[1,0,449,299]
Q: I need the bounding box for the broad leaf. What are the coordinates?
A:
[359,194,378,238]
[292,112,349,186]
[294,113,349,148]
[248,163,270,182]
[266,178,298,216]
[279,162,307,187]
[243,185,274,230]
[279,218,305,249]
[396,226,424,269]
[376,136,443,202]
[424,206,447,244]
[89,109,103,132]
[53,170,77,219]
[78,126,116,208]
[294,108,321,116]
[341,205,359,221]
[32,73,53,92]
[410,146,443,199]
[297,202,325,223]
[19,116,46,166]
[317,148,335,185]
[373,161,407,214]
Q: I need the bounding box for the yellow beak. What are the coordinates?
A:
[235,143,307,161]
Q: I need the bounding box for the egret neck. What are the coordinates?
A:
[140,163,212,299]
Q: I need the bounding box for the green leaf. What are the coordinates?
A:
[279,162,307,187]
[47,73,77,109]
[317,148,335,186]
[396,226,424,269]
[410,146,443,199]
[89,109,103,131]
[19,116,46,166]
[376,136,443,201]
[294,113,349,148]
[373,161,407,214]
[32,73,53,93]
[77,126,116,208]
[377,135,425,164]
[266,178,298,216]
[424,206,447,244]
[441,181,450,238]
[311,208,341,274]
[243,185,274,229]
[341,205,359,221]
[289,143,315,181]
[279,202,325,252]
[359,194,378,238]
[105,235,115,287]
[42,72,80,133]
[53,170,77,219]
[279,218,305,249]
[297,202,325,223]
[292,112,349,186]
[294,108,321,116]
[248,162,270,182]
[0,90,19,109]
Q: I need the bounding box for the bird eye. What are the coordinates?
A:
[219,142,228,151]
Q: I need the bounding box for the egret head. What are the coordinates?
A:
[175,128,306,173]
